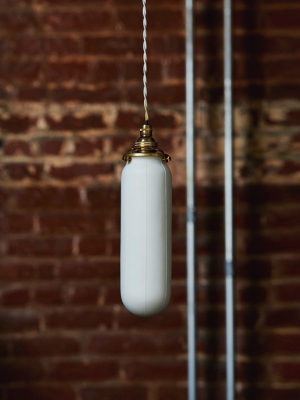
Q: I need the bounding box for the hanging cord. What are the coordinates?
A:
[142,0,149,123]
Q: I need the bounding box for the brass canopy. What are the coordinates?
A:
[122,123,171,163]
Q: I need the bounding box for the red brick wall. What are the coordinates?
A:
[0,0,300,399]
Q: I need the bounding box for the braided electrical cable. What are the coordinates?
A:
[142,0,149,122]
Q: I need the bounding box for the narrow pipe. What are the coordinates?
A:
[224,0,235,399]
[186,0,196,399]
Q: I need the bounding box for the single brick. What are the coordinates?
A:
[0,115,36,133]
[33,285,63,306]
[87,331,186,356]
[7,386,76,400]
[125,359,187,381]
[68,284,99,305]
[45,309,113,330]
[3,163,43,180]
[38,138,65,155]
[46,114,106,131]
[6,237,73,257]
[78,236,118,256]
[0,11,39,31]
[0,310,39,333]
[0,61,40,83]
[81,387,147,400]
[45,61,90,83]
[58,261,119,281]
[12,336,80,357]
[3,140,31,155]
[0,212,33,233]
[43,11,112,32]
[7,187,81,209]
[49,86,121,103]
[0,262,36,281]
[1,287,30,307]
[0,360,45,384]
[74,137,104,156]
[117,308,185,330]
[48,360,118,381]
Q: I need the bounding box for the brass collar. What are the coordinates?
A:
[122,123,171,163]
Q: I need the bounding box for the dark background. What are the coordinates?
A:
[0,0,300,399]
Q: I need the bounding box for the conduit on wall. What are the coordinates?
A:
[224,0,235,399]
[185,0,196,399]
[185,0,235,399]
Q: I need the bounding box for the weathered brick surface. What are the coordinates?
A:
[0,0,299,399]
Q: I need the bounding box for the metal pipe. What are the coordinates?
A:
[186,0,196,399]
[224,0,235,399]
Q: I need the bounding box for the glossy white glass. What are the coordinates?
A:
[121,156,172,317]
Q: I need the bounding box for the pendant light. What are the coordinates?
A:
[120,0,172,317]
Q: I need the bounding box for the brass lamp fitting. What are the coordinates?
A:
[122,123,171,163]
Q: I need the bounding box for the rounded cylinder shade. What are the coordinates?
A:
[121,156,172,317]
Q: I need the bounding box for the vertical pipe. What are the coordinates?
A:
[224,0,235,399]
[186,0,196,399]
